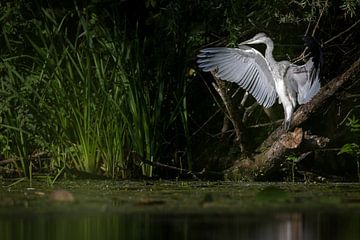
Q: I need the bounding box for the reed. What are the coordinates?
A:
[0,6,190,178]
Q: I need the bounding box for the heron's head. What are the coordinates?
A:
[239,32,270,45]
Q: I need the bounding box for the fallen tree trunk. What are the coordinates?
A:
[225,128,330,180]
[225,56,360,180]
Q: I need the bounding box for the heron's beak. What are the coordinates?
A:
[239,39,252,45]
[239,38,259,45]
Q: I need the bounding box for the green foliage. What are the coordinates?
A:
[338,116,360,181]
[286,155,301,182]
[339,143,360,156]
[346,115,360,133]
[339,116,360,157]
[0,2,190,179]
[286,155,300,163]
[340,0,360,18]
[0,0,359,180]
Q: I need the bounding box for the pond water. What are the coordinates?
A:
[0,180,359,240]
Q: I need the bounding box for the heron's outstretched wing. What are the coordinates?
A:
[197,46,277,108]
[285,59,320,104]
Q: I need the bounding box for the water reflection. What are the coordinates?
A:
[0,211,359,240]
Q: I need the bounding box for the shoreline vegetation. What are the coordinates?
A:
[0,0,359,182]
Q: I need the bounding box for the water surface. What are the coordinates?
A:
[0,180,359,240]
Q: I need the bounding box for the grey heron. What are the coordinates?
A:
[197,33,322,130]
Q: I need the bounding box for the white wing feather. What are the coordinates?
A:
[197,46,278,108]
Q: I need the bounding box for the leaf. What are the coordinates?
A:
[338,143,360,156]
[347,116,360,132]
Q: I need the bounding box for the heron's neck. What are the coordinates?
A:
[264,40,276,65]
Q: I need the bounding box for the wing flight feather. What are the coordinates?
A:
[197,47,277,108]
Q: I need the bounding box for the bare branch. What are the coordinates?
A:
[324,19,360,46]
[212,76,246,152]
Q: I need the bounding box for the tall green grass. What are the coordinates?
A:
[0,7,189,179]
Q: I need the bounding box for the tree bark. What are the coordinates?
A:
[225,56,360,180]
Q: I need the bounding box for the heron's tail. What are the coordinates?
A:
[303,35,323,79]
[293,36,323,105]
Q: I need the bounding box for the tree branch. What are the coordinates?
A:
[212,77,246,152]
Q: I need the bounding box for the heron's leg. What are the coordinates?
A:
[284,118,291,131]
[283,104,294,131]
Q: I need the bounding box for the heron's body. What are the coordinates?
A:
[197,33,322,130]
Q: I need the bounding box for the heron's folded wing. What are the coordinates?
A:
[285,59,320,105]
[197,46,277,108]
